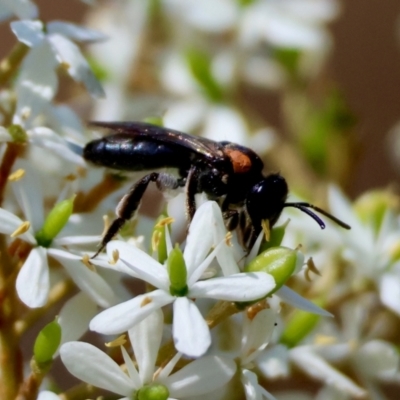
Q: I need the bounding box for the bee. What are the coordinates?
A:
[84,121,350,257]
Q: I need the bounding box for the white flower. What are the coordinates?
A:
[62,309,236,399]
[0,160,114,308]
[11,19,105,127]
[90,201,276,357]
[0,0,37,21]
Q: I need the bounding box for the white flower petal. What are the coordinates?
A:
[16,247,49,308]
[29,127,85,166]
[54,235,101,246]
[380,273,400,316]
[13,42,58,127]
[37,391,60,400]
[0,208,35,243]
[277,286,333,317]
[157,352,182,381]
[184,201,215,276]
[60,342,135,396]
[190,272,275,301]
[172,297,211,357]
[256,344,290,379]
[12,158,44,232]
[11,20,44,47]
[290,347,366,398]
[48,248,116,308]
[242,309,276,365]
[1,0,38,19]
[120,345,141,388]
[90,290,173,335]
[47,21,107,42]
[48,34,105,98]
[353,340,399,379]
[107,240,169,287]
[241,369,263,400]
[166,355,236,397]
[129,309,164,384]
[58,292,98,345]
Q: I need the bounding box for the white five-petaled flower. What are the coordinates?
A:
[10,19,106,127]
[90,201,276,357]
[61,309,236,400]
[0,160,115,308]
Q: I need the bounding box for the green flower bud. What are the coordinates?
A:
[8,124,28,143]
[33,318,62,365]
[35,195,75,247]
[167,244,188,296]
[137,384,169,400]
[280,306,322,348]
[245,247,301,295]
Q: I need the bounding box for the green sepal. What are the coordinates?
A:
[33,318,62,365]
[137,383,169,400]
[280,305,322,348]
[35,195,75,247]
[167,244,188,296]
[8,124,28,143]
[258,221,289,254]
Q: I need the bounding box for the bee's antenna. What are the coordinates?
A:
[283,202,351,230]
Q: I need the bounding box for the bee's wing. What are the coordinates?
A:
[88,121,225,163]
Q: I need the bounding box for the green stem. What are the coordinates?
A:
[0,42,29,87]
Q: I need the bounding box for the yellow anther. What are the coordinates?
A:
[151,230,162,252]
[81,254,95,271]
[224,231,233,247]
[261,219,270,241]
[109,249,119,265]
[105,334,127,347]
[8,168,25,181]
[140,296,152,307]
[10,221,30,238]
[155,216,175,228]
[314,334,337,345]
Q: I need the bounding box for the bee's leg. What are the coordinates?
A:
[185,166,199,222]
[92,172,180,258]
[223,209,240,231]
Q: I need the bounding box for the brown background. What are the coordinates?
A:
[1,0,400,197]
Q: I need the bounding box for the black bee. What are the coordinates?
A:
[84,121,350,257]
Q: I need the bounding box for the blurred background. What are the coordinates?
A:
[2,0,400,198]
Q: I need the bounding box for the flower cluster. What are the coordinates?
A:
[0,1,398,400]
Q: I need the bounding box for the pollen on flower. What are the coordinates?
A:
[21,107,31,120]
[155,216,175,228]
[8,169,25,181]
[60,61,71,70]
[102,215,110,236]
[246,299,270,320]
[225,231,233,246]
[140,296,153,307]
[64,173,78,181]
[10,221,30,238]
[105,334,127,347]
[314,334,337,345]
[81,254,95,271]
[152,230,162,252]
[304,257,321,282]
[261,219,270,241]
[109,249,119,265]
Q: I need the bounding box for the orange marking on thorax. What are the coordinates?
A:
[225,149,252,173]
